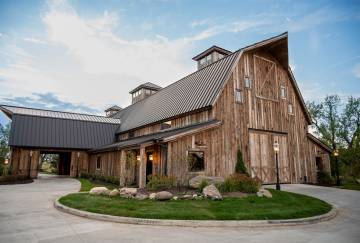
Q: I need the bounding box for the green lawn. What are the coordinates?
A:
[59,189,331,220]
[337,183,360,191]
[77,178,117,192]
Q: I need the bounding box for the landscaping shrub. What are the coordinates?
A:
[235,149,249,175]
[218,173,261,193]
[79,172,120,186]
[197,179,209,193]
[147,175,176,191]
[317,171,334,185]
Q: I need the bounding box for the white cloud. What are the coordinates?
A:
[0,0,198,111]
[353,64,360,79]
[23,37,47,45]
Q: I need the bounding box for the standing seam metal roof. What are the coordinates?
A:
[113,51,240,133]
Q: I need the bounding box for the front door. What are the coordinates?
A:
[146,152,153,182]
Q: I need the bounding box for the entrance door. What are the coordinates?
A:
[58,152,71,175]
[249,131,290,183]
[146,152,153,182]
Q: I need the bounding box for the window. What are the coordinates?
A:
[280,85,286,99]
[206,54,211,62]
[200,57,206,65]
[244,76,251,88]
[96,157,101,170]
[288,103,294,115]
[129,131,135,138]
[235,89,243,103]
[160,120,172,130]
[145,89,151,95]
[188,151,204,172]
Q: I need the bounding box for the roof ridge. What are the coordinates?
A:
[0,104,120,120]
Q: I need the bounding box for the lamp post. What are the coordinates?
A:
[334,149,340,186]
[77,152,80,177]
[273,140,281,191]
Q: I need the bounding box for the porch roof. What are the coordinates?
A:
[91,119,221,153]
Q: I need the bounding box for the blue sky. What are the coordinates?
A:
[0,0,359,125]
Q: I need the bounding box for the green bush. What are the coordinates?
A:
[317,171,334,185]
[147,175,176,191]
[79,172,120,186]
[235,149,248,175]
[197,179,209,193]
[218,173,261,193]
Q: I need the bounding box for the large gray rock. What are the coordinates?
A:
[155,191,173,201]
[257,189,272,198]
[189,176,224,189]
[202,184,222,200]
[149,193,156,200]
[119,187,138,196]
[89,187,110,196]
[109,189,120,197]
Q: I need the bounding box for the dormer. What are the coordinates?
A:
[105,105,122,117]
[129,82,162,104]
[192,45,232,70]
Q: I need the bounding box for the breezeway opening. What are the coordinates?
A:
[39,152,72,176]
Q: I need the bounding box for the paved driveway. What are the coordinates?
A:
[0,174,359,243]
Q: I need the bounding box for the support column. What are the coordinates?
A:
[138,146,146,188]
[119,150,127,187]
[29,150,40,179]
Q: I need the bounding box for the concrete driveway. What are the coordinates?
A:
[0,174,359,243]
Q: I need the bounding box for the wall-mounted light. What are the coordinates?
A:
[4,159,9,165]
[29,150,33,158]
[77,152,80,158]
[136,155,140,161]
[149,154,153,161]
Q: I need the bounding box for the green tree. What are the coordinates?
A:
[235,148,248,175]
[338,96,360,149]
[0,123,10,164]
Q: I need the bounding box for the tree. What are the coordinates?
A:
[235,148,248,175]
[307,95,341,150]
[0,123,10,164]
[338,96,360,149]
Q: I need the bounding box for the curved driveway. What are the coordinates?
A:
[0,174,359,243]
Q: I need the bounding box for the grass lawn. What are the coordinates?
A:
[337,183,360,191]
[59,189,332,220]
[77,178,117,192]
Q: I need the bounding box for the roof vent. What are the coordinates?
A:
[192,45,232,70]
[129,82,162,104]
[105,105,122,117]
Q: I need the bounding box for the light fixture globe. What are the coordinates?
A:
[273,140,280,153]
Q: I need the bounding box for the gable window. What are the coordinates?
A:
[244,76,251,88]
[129,131,135,138]
[188,151,204,172]
[160,120,172,130]
[280,85,286,99]
[288,103,294,115]
[235,89,243,103]
[96,156,101,170]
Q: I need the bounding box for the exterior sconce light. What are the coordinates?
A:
[29,150,33,158]
[273,140,280,191]
[149,154,153,161]
[77,152,80,158]
[137,155,140,161]
[4,159,9,165]
[333,149,340,186]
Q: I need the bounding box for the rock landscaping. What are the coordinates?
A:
[257,189,272,198]
[109,189,119,197]
[154,191,173,201]
[202,184,223,200]
[189,175,224,189]
[89,187,110,196]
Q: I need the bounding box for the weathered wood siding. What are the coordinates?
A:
[89,151,121,177]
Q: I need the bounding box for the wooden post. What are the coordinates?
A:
[29,150,40,179]
[119,150,126,187]
[138,146,146,188]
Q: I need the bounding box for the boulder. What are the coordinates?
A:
[119,187,138,196]
[257,189,272,198]
[89,187,110,196]
[356,179,360,184]
[149,193,156,200]
[135,193,149,200]
[155,191,173,201]
[109,189,120,197]
[189,176,224,189]
[202,184,222,200]
[172,196,178,200]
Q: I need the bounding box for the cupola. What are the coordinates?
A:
[129,82,162,104]
[192,45,232,70]
[104,105,122,117]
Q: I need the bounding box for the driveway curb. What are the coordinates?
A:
[54,198,338,227]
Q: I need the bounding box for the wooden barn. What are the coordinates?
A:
[0,32,331,187]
